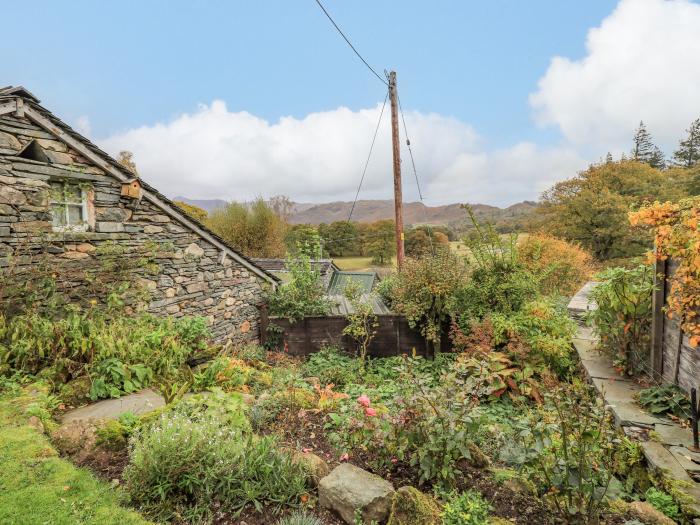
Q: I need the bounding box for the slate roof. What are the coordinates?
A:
[328,293,393,316]
[0,86,278,284]
[251,258,339,276]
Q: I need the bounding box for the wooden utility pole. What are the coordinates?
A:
[388,71,405,269]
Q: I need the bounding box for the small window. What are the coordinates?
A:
[49,182,88,232]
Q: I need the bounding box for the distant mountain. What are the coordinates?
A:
[173,196,537,228]
[288,199,537,227]
[173,197,228,212]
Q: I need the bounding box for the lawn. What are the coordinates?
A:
[332,256,396,271]
[0,385,150,525]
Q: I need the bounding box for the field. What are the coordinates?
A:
[332,256,396,271]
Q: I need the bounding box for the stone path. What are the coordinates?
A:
[568,283,700,517]
[61,389,165,423]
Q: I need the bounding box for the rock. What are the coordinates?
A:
[185,242,205,258]
[293,451,330,486]
[96,221,125,233]
[27,416,44,434]
[319,463,395,524]
[628,501,676,525]
[387,486,441,525]
[51,420,98,459]
[0,131,21,151]
[75,243,95,253]
[0,185,27,206]
[143,225,163,234]
[240,320,251,333]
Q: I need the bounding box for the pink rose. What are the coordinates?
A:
[364,407,377,417]
[340,453,350,462]
[357,395,371,407]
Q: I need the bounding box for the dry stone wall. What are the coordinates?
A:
[0,113,268,344]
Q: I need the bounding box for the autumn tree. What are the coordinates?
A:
[537,160,685,260]
[673,118,700,168]
[173,201,208,222]
[405,226,450,257]
[631,121,665,169]
[206,198,286,258]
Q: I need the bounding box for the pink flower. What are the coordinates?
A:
[357,395,371,407]
[364,407,377,417]
[340,453,350,462]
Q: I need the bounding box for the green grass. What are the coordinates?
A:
[0,387,151,525]
[333,256,396,271]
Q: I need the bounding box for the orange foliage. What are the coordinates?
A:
[518,233,595,297]
[630,198,700,346]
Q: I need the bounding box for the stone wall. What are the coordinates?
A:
[0,113,270,344]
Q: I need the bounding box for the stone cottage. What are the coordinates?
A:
[0,86,278,343]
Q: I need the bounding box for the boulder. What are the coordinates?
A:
[387,486,441,525]
[51,420,98,460]
[319,463,395,524]
[293,451,330,485]
[628,501,675,525]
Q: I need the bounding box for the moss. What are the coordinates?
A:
[96,420,129,451]
[387,486,441,525]
[0,387,151,524]
[59,377,93,407]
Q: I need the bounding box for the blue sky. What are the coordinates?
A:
[2,0,700,206]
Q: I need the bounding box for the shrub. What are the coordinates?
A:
[588,264,654,375]
[302,346,360,388]
[124,412,308,523]
[451,213,537,325]
[491,298,577,376]
[342,283,378,364]
[644,487,680,520]
[440,491,491,525]
[517,233,594,297]
[389,250,468,352]
[515,386,616,523]
[0,309,208,400]
[266,253,334,321]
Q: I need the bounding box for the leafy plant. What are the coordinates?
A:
[302,346,361,388]
[342,282,378,364]
[266,252,334,321]
[637,384,691,419]
[440,490,491,525]
[389,249,467,352]
[515,386,616,523]
[588,264,654,375]
[644,487,680,519]
[124,411,308,523]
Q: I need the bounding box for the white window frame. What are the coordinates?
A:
[49,182,89,233]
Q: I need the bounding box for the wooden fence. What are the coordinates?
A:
[260,310,451,358]
[651,258,700,394]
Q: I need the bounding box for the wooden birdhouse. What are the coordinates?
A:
[121,178,142,200]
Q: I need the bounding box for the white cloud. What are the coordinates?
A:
[530,0,700,153]
[99,101,584,207]
[74,115,92,137]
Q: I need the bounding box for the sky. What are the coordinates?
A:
[2,0,700,207]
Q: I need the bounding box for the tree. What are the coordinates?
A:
[206,198,286,258]
[342,282,378,364]
[321,221,359,257]
[117,151,138,175]
[406,226,450,257]
[364,220,395,265]
[631,121,665,169]
[269,195,294,221]
[285,224,322,257]
[537,160,685,260]
[673,118,700,168]
[173,201,208,222]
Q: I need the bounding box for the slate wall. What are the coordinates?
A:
[0,113,268,344]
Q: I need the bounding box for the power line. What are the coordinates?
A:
[397,92,434,254]
[348,88,389,223]
[313,0,388,86]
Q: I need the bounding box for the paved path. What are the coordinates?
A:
[61,389,165,423]
[568,283,700,517]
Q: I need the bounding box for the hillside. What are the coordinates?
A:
[173,197,537,228]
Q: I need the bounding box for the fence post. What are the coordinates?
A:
[650,257,667,380]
